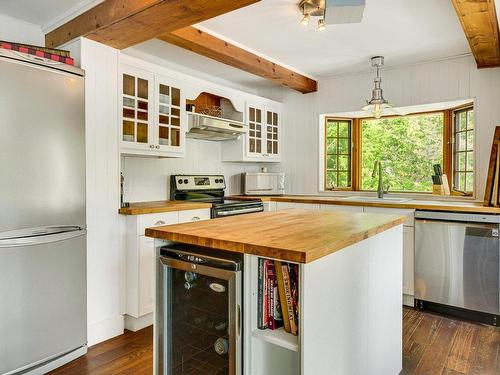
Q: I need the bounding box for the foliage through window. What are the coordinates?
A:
[325,119,352,189]
[453,107,474,193]
[323,104,475,195]
[361,113,444,192]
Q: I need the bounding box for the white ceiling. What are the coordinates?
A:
[197,0,470,78]
[0,0,487,89]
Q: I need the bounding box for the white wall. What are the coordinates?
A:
[64,38,124,346]
[122,140,275,202]
[0,13,44,45]
[260,55,500,200]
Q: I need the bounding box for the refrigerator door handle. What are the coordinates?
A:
[0,226,86,248]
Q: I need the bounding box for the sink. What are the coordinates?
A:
[340,196,411,203]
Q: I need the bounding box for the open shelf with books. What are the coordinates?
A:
[244,255,301,375]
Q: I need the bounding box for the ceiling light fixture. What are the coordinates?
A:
[362,56,391,119]
[298,0,326,30]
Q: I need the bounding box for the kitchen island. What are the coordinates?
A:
[146,209,405,375]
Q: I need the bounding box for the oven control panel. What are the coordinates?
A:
[172,175,226,190]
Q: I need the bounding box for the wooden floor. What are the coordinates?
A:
[50,307,500,375]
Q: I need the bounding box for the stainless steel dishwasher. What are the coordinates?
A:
[156,243,242,375]
[415,211,500,325]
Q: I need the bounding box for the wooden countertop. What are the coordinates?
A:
[227,195,500,214]
[119,200,212,215]
[145,209,405,263]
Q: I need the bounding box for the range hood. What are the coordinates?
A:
[187,112,247,141]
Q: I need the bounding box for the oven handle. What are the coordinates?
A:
[217,207,264,216]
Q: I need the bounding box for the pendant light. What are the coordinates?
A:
[362,56,391,119]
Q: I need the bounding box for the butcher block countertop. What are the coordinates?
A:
[227,195,500,214]
[145,209,405,263]
[119,200,212,215]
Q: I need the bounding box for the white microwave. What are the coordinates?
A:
[242,172,285,195]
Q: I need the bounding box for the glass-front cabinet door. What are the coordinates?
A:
[247,105,263,156]
[120,66,154,150]
[155,76,184,154]
[246,103,281,160]
[265,108,279,157]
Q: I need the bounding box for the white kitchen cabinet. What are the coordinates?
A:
[221,100,282,163]
[124,208,210,331]
[320,204,363,212]
[276,202,320,211]
[178,208,211,223]
[403,226,414,297]
[363,206,415,306]
[119,63,186,158]
[263,201,277,212]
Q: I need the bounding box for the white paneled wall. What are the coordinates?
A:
[72,38,124,346]
[0,13,44,45]
[122,139,276,202]
[259,55,500,199]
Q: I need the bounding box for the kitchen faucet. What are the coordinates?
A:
[372,160,389,199]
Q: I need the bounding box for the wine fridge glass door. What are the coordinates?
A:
[157,257,241,375]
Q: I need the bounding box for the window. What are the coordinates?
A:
[325,119,352,190]
[453,107,474,193]
[323,104,475,195]
[361,113,444,192]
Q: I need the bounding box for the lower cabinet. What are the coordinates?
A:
[319,204,363,212]
[276,202,320,210]
[124,208,210,331]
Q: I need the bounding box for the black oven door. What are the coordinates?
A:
[156,250,242,375]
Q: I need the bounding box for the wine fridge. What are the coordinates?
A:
[156,243,242,375]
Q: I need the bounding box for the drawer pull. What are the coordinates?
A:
[155,220,166,226]
[191,216,200,221]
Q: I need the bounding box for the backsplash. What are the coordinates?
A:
[121,139,279,202]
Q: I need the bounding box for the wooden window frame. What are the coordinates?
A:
[323,106,475,195]
[451,106,475,195]
[324,118,354,191]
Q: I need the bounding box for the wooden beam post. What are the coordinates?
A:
[451,0,500,68]
[45,0,260,49]
[158,27,318,94]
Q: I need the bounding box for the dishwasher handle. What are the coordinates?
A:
[415,210,500,224]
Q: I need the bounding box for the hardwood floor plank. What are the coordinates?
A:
[445,322,478,374]
[468,324,500,375]
[49,309,500,375]
[413,318,460,375]
[403,313,442,373]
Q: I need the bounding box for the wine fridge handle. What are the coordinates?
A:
[237,304,241,338]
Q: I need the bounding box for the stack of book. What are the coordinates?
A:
[257,259,299,336]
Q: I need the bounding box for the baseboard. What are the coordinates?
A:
[88,314,124,346]
[124,313,153,332]
[19,345,87,375]
[403,294,414,307]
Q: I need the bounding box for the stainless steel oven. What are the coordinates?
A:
[156,244,242,375]
[415,211,500,325]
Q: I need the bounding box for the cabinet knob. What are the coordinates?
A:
[155,145,160,149]
[191,216,200,221]
[155,220,166,226]
[149,144,155,149]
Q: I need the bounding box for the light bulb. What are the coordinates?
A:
[301,13,310,25]
[372,103,382,119]
[318,18,326,31]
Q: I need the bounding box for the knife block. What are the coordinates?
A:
[432,174,450,195]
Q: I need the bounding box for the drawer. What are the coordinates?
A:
[178,208,211,223]
[138,211,178,235]
[363,206,415,227]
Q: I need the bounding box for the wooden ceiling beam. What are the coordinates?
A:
[451,0,500,68]
[158,27,318,94]
[45,0,260,49]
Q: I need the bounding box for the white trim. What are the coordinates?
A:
[87,314,124,346]
[124,313,153,332]
[42,0,104,33]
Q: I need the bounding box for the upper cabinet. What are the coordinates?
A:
[222,101,282,163]
[120,63,186,158]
